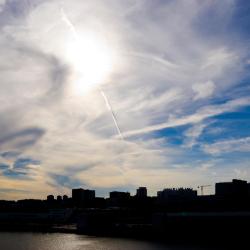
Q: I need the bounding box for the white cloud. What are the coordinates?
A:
[203,137,250,155]
[192,81,215,100]
[183,123,208,148]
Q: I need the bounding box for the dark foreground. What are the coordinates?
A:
[0,211,249,248]
[1,179,250,247]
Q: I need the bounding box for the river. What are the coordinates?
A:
[0,232,224,250]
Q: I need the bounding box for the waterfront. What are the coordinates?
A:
[0,232,224,250]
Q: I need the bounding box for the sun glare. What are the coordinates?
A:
[66,33,115,95]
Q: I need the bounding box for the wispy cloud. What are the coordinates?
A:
[121,97,250,138]
[203,137,250,155]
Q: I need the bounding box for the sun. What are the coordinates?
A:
[66,32,115,95]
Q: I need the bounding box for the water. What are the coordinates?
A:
[0,232,222,250]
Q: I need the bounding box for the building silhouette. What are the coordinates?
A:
[157,188,197,201]
[47,195,54,202]
[72,188,95,207]
[108,191,130,207]
[216,179,248,198]
[57,195,62,201]
[109,191,130,199]
[136,187,147,198]
[63,195,68,201]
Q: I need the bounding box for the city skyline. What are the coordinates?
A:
[0,0,250,200]
[1,177,250,201]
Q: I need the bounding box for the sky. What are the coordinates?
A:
[0,0,250,200]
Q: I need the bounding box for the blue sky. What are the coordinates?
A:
[0,0,250,199]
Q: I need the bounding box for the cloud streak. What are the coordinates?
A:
[121,97,250,138]
[203,137,250,155]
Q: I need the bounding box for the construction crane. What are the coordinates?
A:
[197,185,211,196]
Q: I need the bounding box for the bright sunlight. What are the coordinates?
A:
[66,32,115,95]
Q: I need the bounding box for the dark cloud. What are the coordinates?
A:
[0,0,45,27]
[0,156,40,179]
[13,157,40,169]
[0,127,45,149]
[2,169,29,179]
[12,45,71,102]
[0,151,20,159]
[50,174,83,189]
[45,60,71,101]
[0,163,9,169]
[0,36,71,107]
[0,0,29,26]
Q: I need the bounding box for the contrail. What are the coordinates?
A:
[61,8,123,140]
[100,90,124,140]
[61,8,78,39]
